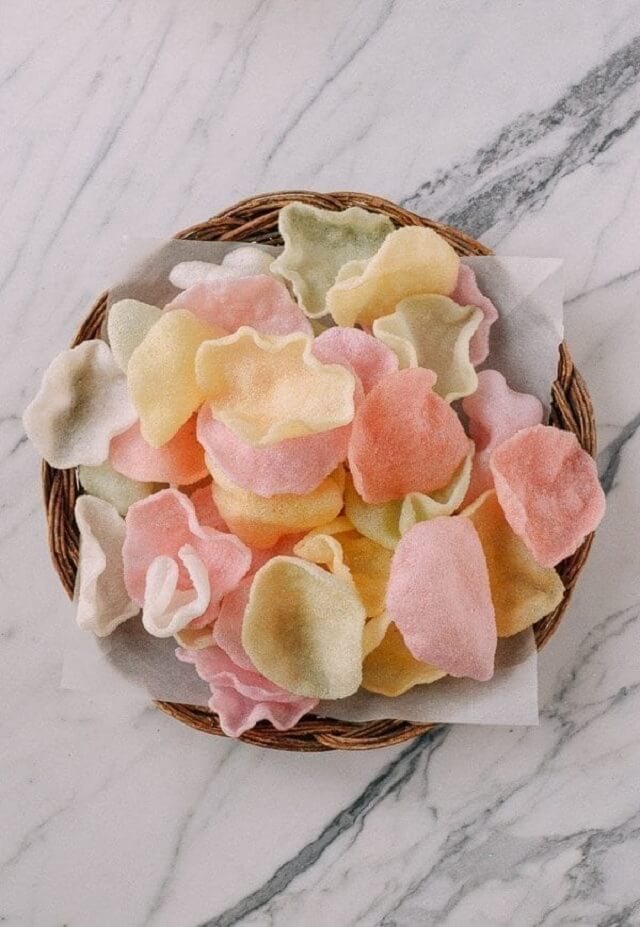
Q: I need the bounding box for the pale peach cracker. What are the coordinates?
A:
[196,327,356,446]
[208,457,345,549]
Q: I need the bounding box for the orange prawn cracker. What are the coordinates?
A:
[196,328,356,446]
[386,517,497,681]
[128,309,221,448]
[208,458,345,549]
[348,368,470,504]
[464,490,564,637]
[490,424,605,567]
[326,227,459,328]
[242,556,366,699]
[110,416,207,486]
[462,370,543,505]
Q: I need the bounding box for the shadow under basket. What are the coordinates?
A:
[42,191,598,752]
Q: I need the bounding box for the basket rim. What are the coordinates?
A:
[42,190,598,751]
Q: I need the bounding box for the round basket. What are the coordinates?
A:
[42,191,597,751]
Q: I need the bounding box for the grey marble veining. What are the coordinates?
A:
[1,2,639,925]
[404,33,640,242]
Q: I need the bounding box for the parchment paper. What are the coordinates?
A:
[62,622,538,725]
[467,256,564,416]
[107,238,282,313]
[61,238,565,726]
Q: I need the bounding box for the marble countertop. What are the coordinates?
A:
[2,2,639,925]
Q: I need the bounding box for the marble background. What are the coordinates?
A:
[2,1,639,924]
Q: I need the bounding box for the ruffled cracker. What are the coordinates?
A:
[311,326,398,394]
[327,227,459,328]
[362,615,446,696]
[451,263,499,366]
[107,299,162,371]
[196,327,356,445]
[110,416,207,486]
[462,370,543,505]
[74,495,139,636]
[169,246,273,289]
[166,275,312,337]
[344,451,472,551]
[212,577,255,669]
[176,645,318,738]
[271,202,393,318]
[372,295,482,401]
[141,544,212,637]
[78,460,159,516]
[24,340,136,469]
[197,403,349,497]
[187,482,229,533]
[128,309,221,448]
[123,488,251,634]
[294,523,392,617]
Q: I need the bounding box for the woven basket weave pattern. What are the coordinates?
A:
[42,191,597,751]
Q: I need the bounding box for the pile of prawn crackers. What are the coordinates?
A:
[24,203,605,737]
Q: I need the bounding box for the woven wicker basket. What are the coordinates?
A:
[42,191,597,751]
